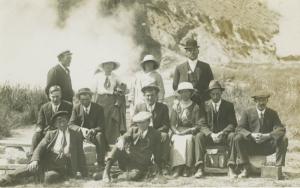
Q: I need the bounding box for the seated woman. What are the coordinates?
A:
[170,82,204,177]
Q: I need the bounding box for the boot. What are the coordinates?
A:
[194,165,204,178]
[172,165,183,178]
[102,160,113,183]
[228,166,238,179]
[238,165,248,179]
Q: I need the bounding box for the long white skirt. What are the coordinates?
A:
[170,134,194,168]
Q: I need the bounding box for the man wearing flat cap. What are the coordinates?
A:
[69,88,107,169]
[103,111,163,182]
[0,111,87,186]
[172,38,214,105]
[30,85,73,155]
[132,81,170,174]
[194,80,237,178]
[46,50,74,103]
[228,91,288,178]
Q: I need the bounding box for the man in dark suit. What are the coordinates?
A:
[31,85,73,154]
[132,83,170,173]
[228,91,288,178]
[172,38,214,105]
[194,80,237,178]
[69,88,107,168]
[103,111,163,182]
[46,50,74,103]
[0,111,87,186]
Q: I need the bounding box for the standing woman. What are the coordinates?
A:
[129,55,165,113]
[169,82,205,177]
[93,61,127,145]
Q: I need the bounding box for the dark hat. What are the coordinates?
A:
[51,111,69,125]
[76,88,93,98]
[251,90,271,99]
[207,80,225,92]
[141,83,160,93]
[183,38,199,49]
[57,50,72,59]
[140,55,160,70]
[49,85,62,94]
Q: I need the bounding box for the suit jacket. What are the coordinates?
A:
[31,129,87,177]
[122,126,162,167]
[172,61,214,96]
[69,102,105,133]
[201,99,237,136]
[237,107,286,141]
[36,100,73,131]
[132,102,170,133]
[46,64,74,102]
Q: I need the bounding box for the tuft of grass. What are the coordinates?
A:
[0,83,48,137]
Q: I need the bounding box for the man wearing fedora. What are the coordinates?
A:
[30,85,73,155]
[103,111,163,182]
[46,50,74,103]
[129,54,165,110]
[132,81,170,174]
[69,88,107,169]
[172,38,214,105]
[228,91,288,178]
[0,111,87,186]
[194,80,237,178]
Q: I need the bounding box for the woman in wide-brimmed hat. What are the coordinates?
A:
[129,54,165,114]
[93,61,127,144]
[169,82,202,178]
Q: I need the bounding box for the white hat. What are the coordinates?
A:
[141,77,160,93]
[140,55,160,70]
[177,82,195,92]
[97,61,120,72]
[132,111,152,123]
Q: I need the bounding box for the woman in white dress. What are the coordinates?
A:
[170,82,202,177]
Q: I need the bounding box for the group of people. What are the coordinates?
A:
[0,38,288,186]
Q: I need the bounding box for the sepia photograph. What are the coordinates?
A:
[0,0,299,187]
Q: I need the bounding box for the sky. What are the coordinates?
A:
[0,0,299,88]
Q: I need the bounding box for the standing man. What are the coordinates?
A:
[0,111,87,186]
[194,80,237,178]
[172,38,214,105]
[31,85,73,154]
[46,50,74,103]
[69,88,107,169]
[228,91,288,178]
[103,111,162,183]
[132,82,170,174]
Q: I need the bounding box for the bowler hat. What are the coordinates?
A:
[76,88,93,98]
[207,80,225,92]
[132,111,152,123]
[51,111,69,125]
[251,90,271,99]
[183,38,199,49]
[140,55,160,70]
[57,50,72,59]
[97,61,120,72]
[177,82,195,93]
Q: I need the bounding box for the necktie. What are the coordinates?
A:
[214,104,218,113]
[259,112,264,126]
[104,76,111,89]
[65,68,70,75]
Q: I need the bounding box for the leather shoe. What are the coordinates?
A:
[194,168,204,178]
[228,167,237,179]
[182,167,190,177]
[238,167,248,178]
[172,166,182,178]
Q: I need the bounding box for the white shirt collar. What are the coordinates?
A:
[212,99,222,112]
[256,107,266,118]
[51,103,61,112]
[83,103,91,114]
[188,59,198,72]
[58,63,69,73]
[146,102,156,112]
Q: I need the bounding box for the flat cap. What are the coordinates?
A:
[251,90,271,99]
[76,88,93,98]
[51,111,69,124]
[132,111,152,123]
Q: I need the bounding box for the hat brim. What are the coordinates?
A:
[76,91,93,98]
[207,87,225,92]
[140,60,160,70]
[51,111,69,125]
[141,85,160,93]
[177,88,195,93]
[99,61,120,71]
[251,95,270,99]
[184,46,200,49]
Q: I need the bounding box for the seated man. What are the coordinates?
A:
[194,80,237,178]
[228,91,288,178]
[0,111,87,186]
[103,111,163,182]
[31,85,72,154]
[69,88,107,168]
[132,83,170,173]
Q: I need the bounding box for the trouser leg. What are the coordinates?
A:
[194,132,208,168]
[275,136,288,166]
[92,132,106,165]
[160,132,170,164]
[31,131,44,153]
[230,133,250,166]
